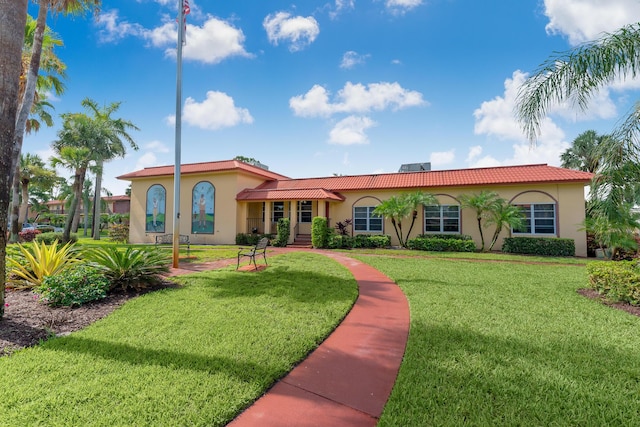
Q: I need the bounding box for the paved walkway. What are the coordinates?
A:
[168,249,410,427]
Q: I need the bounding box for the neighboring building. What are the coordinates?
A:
[117,160,593,256]
[45,195,131,215]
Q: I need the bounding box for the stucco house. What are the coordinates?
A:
[117,160,593,256]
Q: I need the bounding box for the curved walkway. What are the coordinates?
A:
[168,249,410,427]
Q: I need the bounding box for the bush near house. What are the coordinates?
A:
[502,237,575,257]
[352,234,391,248]
[18,229,41,242]
[407,236,476,252]
[108,223,129,243]
[35,232,78,245]
[587,261,640,306]
[327,234,353,249]
[272,218,290,247]
[312,217,329,248]
[236,233,274,245]
[38,265,110,307]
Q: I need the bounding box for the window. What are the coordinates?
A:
[353,206,383,232]
[424,205,460,233]
[272,202,285,222]
[513,203,556,235]
[298,201,313,223]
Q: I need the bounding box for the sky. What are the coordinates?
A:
[23,0,640,196]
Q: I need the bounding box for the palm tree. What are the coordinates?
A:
[516,23,640,149]
[12,0,100,179]
[561,130,610,173]
[459,190,500,251]
[373,191,438,248]
[485,199,526,251]
[0,1,29,316]
[18,153,57,225]
[78,98,138,240]
[52,112,97,242]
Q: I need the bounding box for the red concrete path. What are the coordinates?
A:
[168,249,410,427]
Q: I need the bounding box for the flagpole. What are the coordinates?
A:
[172,0,186,268]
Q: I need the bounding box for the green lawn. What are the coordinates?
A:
[1,249,638,425]
[353,255,640,426]
[0,252,357,426]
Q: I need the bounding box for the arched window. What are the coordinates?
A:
[192,181,215,234]
[146,184,166,233]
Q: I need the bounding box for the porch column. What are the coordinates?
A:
[290,200,298,244]
[264,201,272,234]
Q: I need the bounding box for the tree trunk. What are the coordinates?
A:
[92,160,103,240]
[83,188,90,236]
[477,217,486,251]
[11,1,48,176]
[0,0,30,318]
[19,178,29,225]
[64,169,85,242]
[9,165,20,243]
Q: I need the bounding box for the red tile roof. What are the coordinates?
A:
[236,188,346,201]
[235,164,593,201]
[116,160,289,181]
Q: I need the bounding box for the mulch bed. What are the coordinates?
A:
[0,281,177,357]
[576,288,640,317]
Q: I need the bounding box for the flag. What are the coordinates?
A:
[179,0,190,45]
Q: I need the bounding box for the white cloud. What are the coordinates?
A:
[150,17,252,64]
[340,51,369,69]
[135,151,160,171]
[430,150,455,166]
[543,0,640,45]
[385,0,423,13]
[263,12,320,52]
[144,140,170,153]
[330,0,355,19]
[466,145,483,163]
[175,91,254,130]
[329,116,377,145]
[290,81,426,117]
[472,70,570,168]
[96,10,146,43]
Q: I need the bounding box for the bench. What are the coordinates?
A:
[237,237,269,270]
[155,234,190,256]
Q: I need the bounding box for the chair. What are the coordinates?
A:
[237,237,269,270]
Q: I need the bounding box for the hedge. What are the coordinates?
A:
[586,261,640,306]
[502,237,575,257]
[407,237,476,252]
[417,233,473,241]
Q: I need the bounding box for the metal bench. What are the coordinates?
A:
[237,237,269,270]
[155,234,190,256]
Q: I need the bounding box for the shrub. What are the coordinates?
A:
[353,234,391,248]
[109,223,130,243]
[417,233,473,241]
[236,233,273,245]
[84,247,170,292]
[312,217,330,248]
[272,218,290,247]
[7,240,80,289]
[327,234,354,249]
[502,237,575,257]
[407,237,476,252]
[586,261,640,306]
[35,232,78,245]
[18,229,41,242]
[38,264,110,307]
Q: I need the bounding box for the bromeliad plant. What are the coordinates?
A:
[84,246,170,291]
[7,240,80,289]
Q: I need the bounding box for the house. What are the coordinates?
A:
[117,160,593,256]
[45,195,131,216]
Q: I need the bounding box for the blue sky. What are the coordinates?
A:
[24,0,640,195]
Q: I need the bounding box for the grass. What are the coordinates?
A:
[0,252,358,426]
[352,255,640,426]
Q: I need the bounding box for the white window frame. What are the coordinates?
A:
[353,206,383,232]
[512,203,556,235]
[424,205,460,233]
[272,201,285,222]
[297,200,313,223]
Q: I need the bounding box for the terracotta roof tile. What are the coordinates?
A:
[236,188,345,201]
[117,160,288,181]
[251,164,593,194]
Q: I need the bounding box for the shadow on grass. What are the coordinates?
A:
[45,335,274,382]
[175,253,359,304]
[385,322,640,425]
